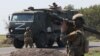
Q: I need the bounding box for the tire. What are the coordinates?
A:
[13,38,24,48]
[47,39,54,48]
[35,32,47,48]
[46,33,55,48]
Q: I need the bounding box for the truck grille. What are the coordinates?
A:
[13,30,25,34]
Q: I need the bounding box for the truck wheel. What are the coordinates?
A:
[47,40,54,48]
[35,32,47,48]
[13,38,24,48]
[35,41,46,48]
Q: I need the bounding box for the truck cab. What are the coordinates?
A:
[8,10,48,48]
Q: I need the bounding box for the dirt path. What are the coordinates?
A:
[0,47,18,56]
[0,42,100,56]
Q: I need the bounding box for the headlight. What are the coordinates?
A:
[10,29,13,32]
[9,28,14,33]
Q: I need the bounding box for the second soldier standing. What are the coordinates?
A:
[24,27,33,48]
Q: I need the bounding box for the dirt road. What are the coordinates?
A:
[0,47,19,56]
[0,42,100,56]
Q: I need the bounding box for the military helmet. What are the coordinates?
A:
[26,27,30,31]
[53,2,57,7]
[72,13,83,20]
[28,6,34,10]
[72,13,85,28]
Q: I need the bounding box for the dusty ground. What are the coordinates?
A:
[10,48,67,56]
[0,42,100,56]
[0,47,18,56]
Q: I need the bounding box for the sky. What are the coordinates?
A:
[0,0,100,35]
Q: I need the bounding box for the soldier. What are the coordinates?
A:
[49,2,57,9]
[24,27,33,48]
[28,6,34,11]
[60,13,88,56]
[72,13,89,54]
[49,2,62,11]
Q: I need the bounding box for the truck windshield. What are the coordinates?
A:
[11,14,34,21]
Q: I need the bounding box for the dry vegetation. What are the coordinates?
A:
[0,35,12,47]
[85,47,100,56]
[88,36,100,42]
[0,35,6,42]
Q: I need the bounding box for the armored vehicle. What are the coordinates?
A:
[7,7,79,48]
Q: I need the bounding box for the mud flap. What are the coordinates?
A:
[35,32,47,48]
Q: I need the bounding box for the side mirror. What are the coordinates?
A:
[8,16,10,21]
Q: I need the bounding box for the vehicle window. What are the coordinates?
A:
[11,14,34,21]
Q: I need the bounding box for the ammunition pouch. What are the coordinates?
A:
[67,30,83,42]
[68,33,77,42]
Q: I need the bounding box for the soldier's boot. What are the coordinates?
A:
[30,46,32,48]
[67,48,75,56]
[29,43,33,48]
[25,44,28,48]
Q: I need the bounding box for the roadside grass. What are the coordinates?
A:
[0,35,6,42]
[0,35,12,48]
[85,47,100,56]
[82,36,100,56]
[88,36,100,42]
[85,51,100,56]
[0,44,11,48]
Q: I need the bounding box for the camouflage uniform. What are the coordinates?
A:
[66,29,85,56]
[24,27,33,48]
[61,13,88,56]
[72,13,89,54]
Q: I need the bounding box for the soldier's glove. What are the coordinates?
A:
[60,33,68,44]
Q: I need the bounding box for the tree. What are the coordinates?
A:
[80,5,100,37]
[64,4,74,10]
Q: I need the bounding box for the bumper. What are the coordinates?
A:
[7,34,24,41]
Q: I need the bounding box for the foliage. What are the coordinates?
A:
[87,36,100,42]
[85,48,100,56]
[65,4,100,33]
[80,5,100,31]
[79,5,100,37]
[64,4,74,10]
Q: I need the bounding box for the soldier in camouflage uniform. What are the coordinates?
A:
[60,13,88,56]
[49,2,62,11]
[24,27,33,48]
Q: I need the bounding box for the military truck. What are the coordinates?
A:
[7,7,79,48]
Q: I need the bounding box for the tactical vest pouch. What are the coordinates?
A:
[68,33,77,41]
[68,30,82,41]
